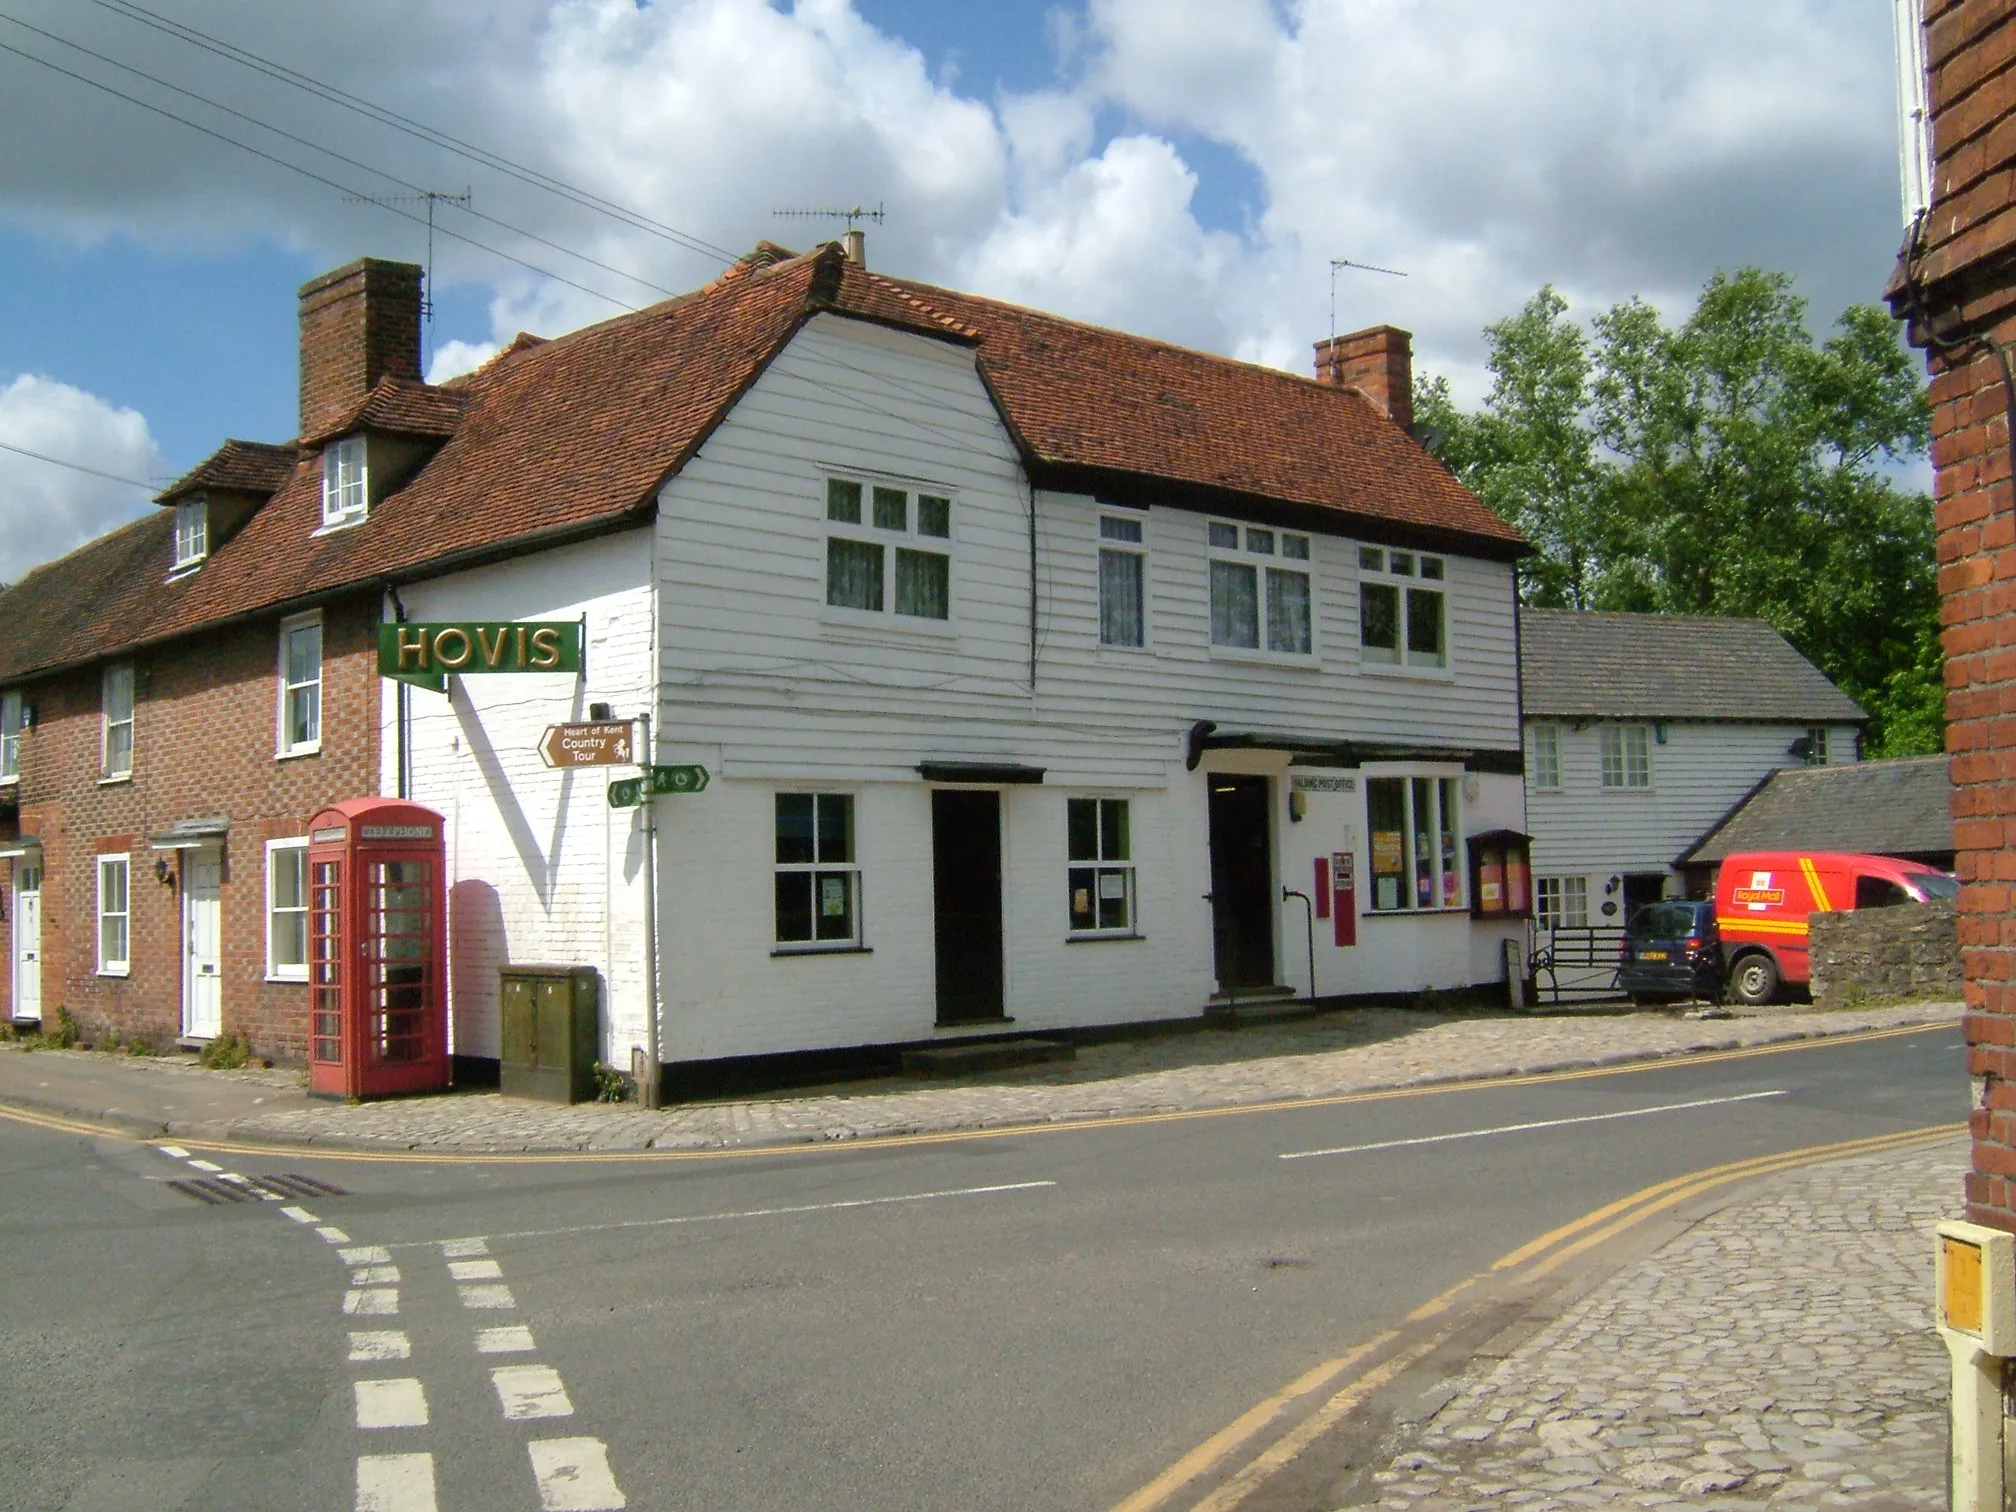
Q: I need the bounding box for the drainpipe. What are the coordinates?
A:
[638,710,663,1109]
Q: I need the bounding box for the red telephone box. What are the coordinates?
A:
[306,798,450,1099]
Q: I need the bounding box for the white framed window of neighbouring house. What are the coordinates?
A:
[775,792,861,948]
[172,498,209,571]
[1600,724,1652,789]
[1208,519,1313,656]
[1536,875,1589,931]
[266,839,309,981]
[1098,514,1147,648]
[321,435,367,530]
[102,663,134,780]
[97,853,130,975]
[1067,796,1135,934]
[1,689,19,782]
[824,475,953,623]
[1357,546,1446,669]
[1529,723,1560,791]
[1365,775,1463,912]
[278,613,323,757]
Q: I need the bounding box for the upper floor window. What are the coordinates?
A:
[1358,547,1445,669]
[824,477,951,622]
[1098,515,1146,648]
[1801,726,1830,765]
[173,499,209,570]
[102,663,134,780]
[1209,520,1312,655]
[0,690,19,783]
[321,436,367,530]
[279,614,323,756]
[1600,724,1651,789]
[1530,723,1560,791]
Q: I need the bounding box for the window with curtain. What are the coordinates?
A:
[0,690,18,782]
[825,476,952,622]
[1209,520,1312,655]
[321,436,367,529]
[102,664,134,779]
[1530,724,1560,790]
[1098,515,1146,648]
[279,615,322,755]
[1600,725,1652,788]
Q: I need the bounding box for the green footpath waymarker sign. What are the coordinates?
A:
[378,621,583,692]
[608,765,711,808]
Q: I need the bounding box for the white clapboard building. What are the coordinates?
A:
[357,239,1535,1075]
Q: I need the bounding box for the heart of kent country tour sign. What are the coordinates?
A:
[608,765,711,807]
[378,621,583,691]
[540,721,636,769]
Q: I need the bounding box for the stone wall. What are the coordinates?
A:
[1809,900,1962,1008]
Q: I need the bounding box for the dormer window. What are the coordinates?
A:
[321,436,367,529]
[172,498,209,570]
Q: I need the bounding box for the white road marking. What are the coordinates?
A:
[344,1289,400,1316]
[527,1438,626,1510]
[354,1378,429,1429]
[319,1226,353,1243]
[281,1206,319,1224]
[1278,1090,1793,1161]
[441,1236,489,1258]
[186,1159,222,1172]
[477,1325,537,1354]
[155,1144,190,1158]
[460,1283,517,1309]
[342,1246,393,1266]
[351,1265,401,1286]
[492,1364,575,1420]
[348,1331,412,1362]
[355,1452,436,1512]
[419,1179,1060,1247]
[448,1258,503,1281]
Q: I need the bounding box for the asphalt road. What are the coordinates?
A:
[0,1024,1965,1512]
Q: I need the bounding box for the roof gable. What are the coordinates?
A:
[1680,755,1955,865]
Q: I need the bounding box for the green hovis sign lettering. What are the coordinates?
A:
[377,621,582,691]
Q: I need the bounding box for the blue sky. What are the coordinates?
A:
[0,0,1915,580]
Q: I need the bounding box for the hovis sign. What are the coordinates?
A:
[378,621,582,690]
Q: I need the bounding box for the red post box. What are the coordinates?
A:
[306,798,450,1099]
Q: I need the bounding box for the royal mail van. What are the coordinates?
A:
[1713,850,1958,1005]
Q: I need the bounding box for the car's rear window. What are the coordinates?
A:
[1910,872,1960,902]
[1628,902,1706,938]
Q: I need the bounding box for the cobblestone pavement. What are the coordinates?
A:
[1349,1139,1965,1511]
[92,999,1958,1152]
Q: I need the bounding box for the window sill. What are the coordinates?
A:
[936,1014,1014,1029]
[1598,786,1655,795]
[312,515,367,538]
[97,967,130,978]
[266,972,309,985]
[98,774,133,787]
[1095,642,1155,656]
[1363,906,1473,920]
[1358,660,1455,682]
[0,775,16,787]
[771,944,872,957]
[1208,645,1320,670]
[1066,931,1144,944]
[820,609,958,643]
[277,744,322,761]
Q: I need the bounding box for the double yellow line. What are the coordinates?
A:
[1108,1120,1964,1512]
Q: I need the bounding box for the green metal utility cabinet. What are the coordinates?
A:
[499,966,600,1103]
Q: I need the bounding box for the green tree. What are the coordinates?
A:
[1418,272,1941,756]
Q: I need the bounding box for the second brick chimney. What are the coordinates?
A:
[298,258,423,440]
[1314,325,1414,434]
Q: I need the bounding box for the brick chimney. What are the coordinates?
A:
[1314,324,1414,434]
[298,258,423,440]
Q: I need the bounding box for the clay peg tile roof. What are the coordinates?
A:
[302,377,467,447]
[153,439,302,504]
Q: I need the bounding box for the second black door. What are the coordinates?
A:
[1207,775,1276,990]
[932,789,1005,1023]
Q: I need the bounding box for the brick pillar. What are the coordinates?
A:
[1314,325,1414,433]
[298,258,423,440]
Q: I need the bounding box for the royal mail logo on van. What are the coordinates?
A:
[1733,871,1785,909]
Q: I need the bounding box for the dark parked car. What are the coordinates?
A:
[1619,900,1722,1002]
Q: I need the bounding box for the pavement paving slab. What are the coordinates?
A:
[1340,1138,1966,1511]
[0,1000,1963,1154]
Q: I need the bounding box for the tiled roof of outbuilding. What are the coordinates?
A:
[153,439,302,504]
[1520,609,1865,723]
[0,242,1523,682]
[1678,755,1955,866]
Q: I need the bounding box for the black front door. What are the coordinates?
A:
[1207,776,1275,990]
[932,789,1005,1024]
[1622,872,1667,921]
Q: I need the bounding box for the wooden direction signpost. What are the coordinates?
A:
[540,721,637,769]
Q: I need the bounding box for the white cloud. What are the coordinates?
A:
[0,374,161,585]
[425,339,502,385]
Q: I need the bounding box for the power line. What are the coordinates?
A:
[80,0,742,266]
[0,438,157,489]
[0,12,680,302]
[0,35,643,313]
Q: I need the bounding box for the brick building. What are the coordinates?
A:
[1889,0,2016,1229]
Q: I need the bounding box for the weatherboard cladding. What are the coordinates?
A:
[1518,608,1865,724]
[0,241,1521,683]
[1679,755,1956,865]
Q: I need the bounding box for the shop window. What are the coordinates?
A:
[97,853,130,975]
[1067,797,1134,933]
[1358,546,1445,668]
[1366,775,1463,912]
[775,793,860,947]
[825,476,952,622]
[268,839,310,980]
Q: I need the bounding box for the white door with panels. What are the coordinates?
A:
[182,851,222,1040]
[13,861,40,1021]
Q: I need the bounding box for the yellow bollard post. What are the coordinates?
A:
[1935,1222,2016,1511]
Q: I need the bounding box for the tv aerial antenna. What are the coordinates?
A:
[1329,256,1407,344]
[772,202,885,262]
[344,187,473,328]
